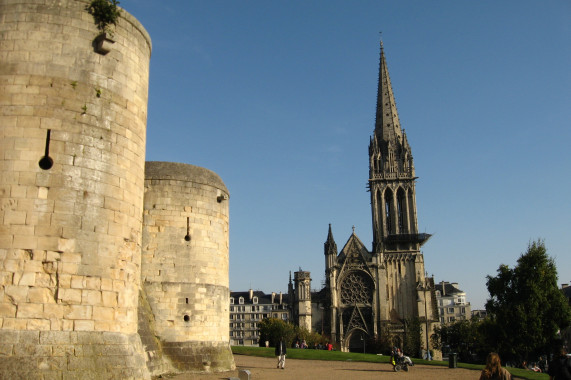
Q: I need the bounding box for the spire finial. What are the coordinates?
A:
[352,225,356,233]
[379,31,383,50]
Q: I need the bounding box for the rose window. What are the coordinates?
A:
[340,272,373,304]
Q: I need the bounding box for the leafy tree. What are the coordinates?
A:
[485,240,571,363]
[432,317,492,363]
[403,317,422,357]
[258,318,296,347]
[294,326,323,348]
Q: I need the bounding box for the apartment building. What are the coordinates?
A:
[434,281,471,324]
[229,290,290,346]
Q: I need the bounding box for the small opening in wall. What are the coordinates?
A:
[184,315,190,322]
[39,156,54,170]
[184,234,191,242]
[39,129,53,170]
[185,298,189,304]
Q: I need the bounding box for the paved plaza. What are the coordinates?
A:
[164,354,481,380]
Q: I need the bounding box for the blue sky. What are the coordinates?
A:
[120,0,571,309]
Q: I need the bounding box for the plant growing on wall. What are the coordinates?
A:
[88,0,121,35]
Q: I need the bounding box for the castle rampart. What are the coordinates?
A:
[0,0,152,378]
[142,162,235,372]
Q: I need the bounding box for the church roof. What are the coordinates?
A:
[337,229,370,263]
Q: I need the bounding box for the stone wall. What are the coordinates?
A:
[0,0,152,378]
[141,161,235,372]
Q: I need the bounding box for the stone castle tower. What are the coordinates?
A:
[0,1,233,378]
[289,270,312,331]
[323,42,439,354]
[141,162,233,372]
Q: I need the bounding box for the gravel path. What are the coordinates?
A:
[164,354,481,380]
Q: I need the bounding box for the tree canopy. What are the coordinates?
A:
[485,240,571,362]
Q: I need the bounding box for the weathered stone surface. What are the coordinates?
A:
[141,162,234,372]
[0,0,152,378]
[1,0,235,378]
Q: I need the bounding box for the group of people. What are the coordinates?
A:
[275,336,571,378]
[294,339,308,349]
[479,346,571,380]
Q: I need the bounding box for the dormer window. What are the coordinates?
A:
[239,297,244,304]
[253,296,258,304]
[230,297,234,304]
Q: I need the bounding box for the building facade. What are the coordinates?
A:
[321,42,440,355]
[229,290,289,346]
[434,282,472,324]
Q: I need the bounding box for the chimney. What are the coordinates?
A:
[271,292,276,304]
[441,281,446,296]
[279,291,282,304]
[249,289,253,300]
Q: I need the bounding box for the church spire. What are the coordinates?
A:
[374,41,403,144]
[324,224,337,256]
[369,42,415,180]
[368,42,427,252]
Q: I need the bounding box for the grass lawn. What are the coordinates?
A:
[231,346,549,380]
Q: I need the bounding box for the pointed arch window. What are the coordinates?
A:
[397,188,406,233]
[385,190,393,235]
[375,189,382,236]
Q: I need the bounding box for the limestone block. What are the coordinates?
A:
[28,287,54,303]
[0,303,16,318]
[5,285,28,303]
[92,306,114,321]
[81,290,102,305]
[17,303,44,318]
[26,318,51,330]
[58,288,82,304]
[64,305,92,320]
[43,304,63,319]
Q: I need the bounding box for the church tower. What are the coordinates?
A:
[368,42,430,253]
[322,42,439,356]
[293,270,312,331]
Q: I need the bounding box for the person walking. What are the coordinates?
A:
[479,352,512,380]
[275,336,287,370]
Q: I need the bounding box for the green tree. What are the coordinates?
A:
[258,318,296,348]
[403,317,422,357]
[485,240,571,363]
[432,318,492,363]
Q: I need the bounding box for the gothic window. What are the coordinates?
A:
[385,190,393,235]
[397,188,406,233]
[340,271,373,305]
[407,189,416,232]
[375,189,382,234]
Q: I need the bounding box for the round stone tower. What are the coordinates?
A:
[142,161,235,372]
[0,1,152,378]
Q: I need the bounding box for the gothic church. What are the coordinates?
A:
[321,42,439,354]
